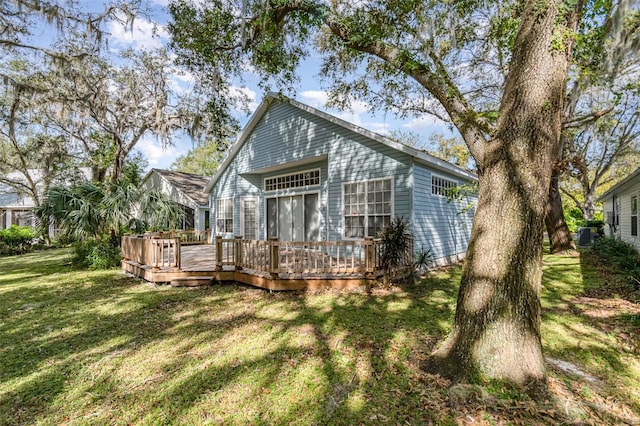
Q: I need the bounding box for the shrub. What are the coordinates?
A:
[73,238,122,270]
[378,217,434,285]
[379,217,413,276]
[0,225,35,255]
[591,237,640,288]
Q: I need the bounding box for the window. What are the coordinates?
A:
[431,175,457,196]
[216,198,233,234]
[343,178,392,238]
[241,197,258,239]
[632,195,638,237]
[265,169,320,192]
[11,210,33,227]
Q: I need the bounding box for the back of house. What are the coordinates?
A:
[206,94,477,265]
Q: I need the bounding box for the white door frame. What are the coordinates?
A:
[265,190,321,241]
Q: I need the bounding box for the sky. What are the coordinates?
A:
[80,0,453,171]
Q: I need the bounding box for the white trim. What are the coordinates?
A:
[215,197,234,235]
[341,176,395,240]
[430,173,458,197]
[264,168,321,192]
[244,155,327,175]
[240,196,259,239]
[264,190,322,241]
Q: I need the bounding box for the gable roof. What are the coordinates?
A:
[596,167,640,202]
[146,169,210,206]
[205,93,476,193]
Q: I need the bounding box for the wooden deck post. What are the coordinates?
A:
[151,236,161,271]
[364,237,374,274]
[269,237,279,278]
[215,235,223,271]
[174,238,181,270]
[234,236,243,270]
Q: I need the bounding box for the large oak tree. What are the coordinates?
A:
[167,0,629,389]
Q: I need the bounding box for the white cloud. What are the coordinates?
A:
[334,111,362,126]
[300,90,328,107]
[107,16,169,50]
[300,90,372,127]
[150,0,169,6]
[229,86,258,111]
[402,114,443,130]
[366,122,391,135]
[135,136,186,169]
[168,69,195,94]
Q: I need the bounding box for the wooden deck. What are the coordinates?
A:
[121,235,394,291]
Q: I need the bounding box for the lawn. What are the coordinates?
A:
[1,248,639,425]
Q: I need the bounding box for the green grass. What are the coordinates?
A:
[1,248,639,425]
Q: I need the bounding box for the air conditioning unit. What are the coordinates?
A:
[577,227,597,246]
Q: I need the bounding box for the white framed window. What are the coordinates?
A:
[241,197,259,239]
[216,198,233,234]
[431,175,458,197]
[343,177,393,238]
[264,169,320,192]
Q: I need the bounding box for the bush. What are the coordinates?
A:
[0,225,35,255]
[73,238,122,270]
[591,237,640,288]
[379,217,413,275]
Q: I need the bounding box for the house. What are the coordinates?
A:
[141,169,211,231]
[0,176,36,229]
[205,94,476,265]
[0,168,90,232]
[598,167,640,250]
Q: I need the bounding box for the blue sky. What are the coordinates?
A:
[78,0,452,171]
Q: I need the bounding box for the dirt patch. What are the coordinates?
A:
[573,296,640,319]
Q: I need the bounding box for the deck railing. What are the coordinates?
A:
[121,235,181,269]
[139,230,210,245]
[122,235,400,277]
[217,236,383,276]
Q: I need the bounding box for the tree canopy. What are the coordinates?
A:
[1,0,222,209]
[166,0,635,390]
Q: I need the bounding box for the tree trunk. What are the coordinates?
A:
[433,0,578,391]
[545,168,576,253]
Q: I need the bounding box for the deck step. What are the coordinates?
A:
[170,277,214,287]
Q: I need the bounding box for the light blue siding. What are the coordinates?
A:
[211,101,412,240]
[210,98,474,263]
[412,163,475,261]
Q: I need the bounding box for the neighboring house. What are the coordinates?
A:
[141,169,211,231]
[205,94,477,265]
[0,168,90,231]
[598,167,640,250]
[0,177,36,229]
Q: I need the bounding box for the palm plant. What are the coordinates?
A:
[379,217,413,284]
[36,179,184,244]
